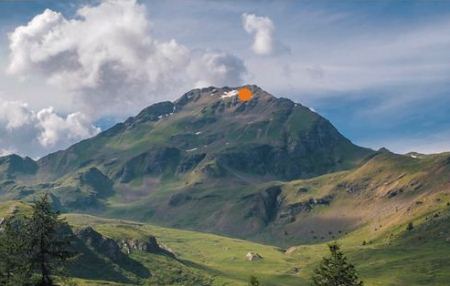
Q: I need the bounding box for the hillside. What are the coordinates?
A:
[0,85,375,242]
[1,200,448,286]
[0,85,448,259]
[0,82,450,286]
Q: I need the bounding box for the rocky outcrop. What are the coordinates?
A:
[285,246,297,255]
[246,251,263,261]
[75,226,124,261]
[118,236,175,257]
[72,226,152,281]
[242,186,282,225]
[277,195,334,223]
[76,226,174,258]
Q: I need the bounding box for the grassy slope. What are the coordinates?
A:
[0,200,448,285]
[64,214,303,286]
[66,206,450,286]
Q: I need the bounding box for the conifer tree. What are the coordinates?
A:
[0,216,31,285]
[311,242,363,286]
[26,194,74,286]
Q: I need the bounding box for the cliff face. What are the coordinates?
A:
[76,226,174,258]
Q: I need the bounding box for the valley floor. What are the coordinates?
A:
[63,209,450,286]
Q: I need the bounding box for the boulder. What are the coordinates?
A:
[246,251,263,261]
[285,246,297,255]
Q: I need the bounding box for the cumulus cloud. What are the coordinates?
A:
[7,0,247,118]
[0,100,99,158]
[189,51,247,88]
[242,13,275,55]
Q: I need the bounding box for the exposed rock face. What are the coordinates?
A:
[119,237,158,254]
[246,251,263,261]
[118,236,174,257]
[278,194,334,223]
[75,226,124,261]
[242,186,282,225]
[72,226,152,281]
[75,226,174,258]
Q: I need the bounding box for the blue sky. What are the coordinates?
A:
[0,0,449,157]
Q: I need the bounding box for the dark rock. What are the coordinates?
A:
[278,195,334,223]
[242,186,282,225]
[75,226,124,262]
[119,236,175,258]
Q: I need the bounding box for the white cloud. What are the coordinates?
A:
[189,51,247,88]
[242,13,275,55]
[36,107,100,147]
[7,0,247,119]
[0,100,99,158]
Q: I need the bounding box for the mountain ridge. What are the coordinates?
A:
[0,85,448,248]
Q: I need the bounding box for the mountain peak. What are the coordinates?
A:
[37,85,373,181]
[174,84,271,108]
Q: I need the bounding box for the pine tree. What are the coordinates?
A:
[0,216,31,285]
[311,242,363,286]
[26,194,74,286]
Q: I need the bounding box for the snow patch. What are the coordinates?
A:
[186,148,198,152]
[221,90,238,98]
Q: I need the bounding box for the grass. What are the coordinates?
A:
[63,204,450,286]
[0,199,448,285]
[65,213,304,286]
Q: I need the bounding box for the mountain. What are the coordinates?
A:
[0,85,448,247]
[37,85,372,179]
[0,85,449,285]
